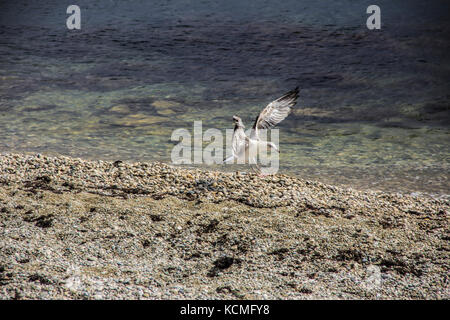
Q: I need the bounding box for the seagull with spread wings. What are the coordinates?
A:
[223,87,299,172]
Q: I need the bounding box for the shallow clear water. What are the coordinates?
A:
[0,0,449,197]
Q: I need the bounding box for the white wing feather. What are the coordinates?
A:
[250,87,299,139]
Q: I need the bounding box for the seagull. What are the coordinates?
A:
[223,87,299,173]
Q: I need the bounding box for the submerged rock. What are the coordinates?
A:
[112,114,167,127]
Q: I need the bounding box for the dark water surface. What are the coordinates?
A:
[0,0,449,197]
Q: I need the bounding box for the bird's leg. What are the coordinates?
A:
[250,157,263,176]
[253,162,270,178]
[257,168,271,177]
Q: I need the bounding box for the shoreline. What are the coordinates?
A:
[0,153,448,299]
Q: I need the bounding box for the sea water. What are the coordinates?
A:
[0,0,448,197]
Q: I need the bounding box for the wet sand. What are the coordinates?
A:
[0,153,448,299]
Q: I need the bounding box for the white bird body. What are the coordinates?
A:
[232,126,248,159]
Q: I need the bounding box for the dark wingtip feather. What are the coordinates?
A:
[278,86,300,105]
[280,87,299,98]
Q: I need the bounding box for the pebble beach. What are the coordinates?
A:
[0,153,448,299]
